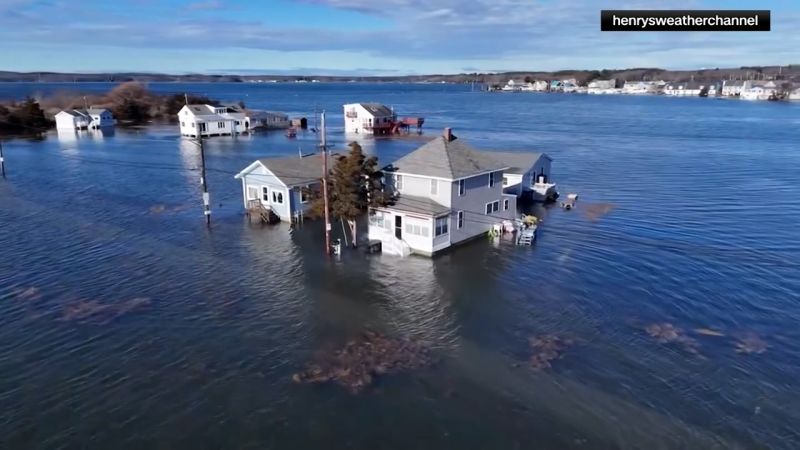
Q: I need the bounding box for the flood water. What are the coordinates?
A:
[1,83,800,449]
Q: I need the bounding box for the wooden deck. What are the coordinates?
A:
[247,199,279,224]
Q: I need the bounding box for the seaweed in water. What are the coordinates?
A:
[60,297,152,323]
[644,323,702,356]
[734,333,768,354]
[292,330,435,394]
[528,335,574,370]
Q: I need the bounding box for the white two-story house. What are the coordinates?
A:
[178,104,250,137]
[343,103,396,135]
[369,128,518,257]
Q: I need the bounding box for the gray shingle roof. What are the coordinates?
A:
[387,194,450,217]
[360,103,394,117]
[257,153,339,186]
[393,135,508,180]
[482,151,548,175]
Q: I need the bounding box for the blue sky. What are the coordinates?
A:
[0,0,797,75]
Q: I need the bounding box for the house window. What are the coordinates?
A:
[191,123,195,128]
[430,179,438,195]
[369,214,384,227]
[457,211,464,229]
[503,199,509,210]
[235,121,240,125]
[262,186,269,202]
[218,121,225,128]
[395,174,403,191]
[486,203,492,215]
[489,172,495,187]
[300,186,309,203]
[435,217,449,236]
[503,176,509,186]
[272,191,284,204]
[181,122,185,127]
[485,201,499,215]
[247,186,259,200]
[458,179,465,196]
[404,223,429,237]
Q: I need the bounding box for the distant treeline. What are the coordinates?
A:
[0,82,224,135]
[1,65,798,85]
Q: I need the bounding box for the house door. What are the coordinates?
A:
[395,215,402,240]
[199,123,207,133]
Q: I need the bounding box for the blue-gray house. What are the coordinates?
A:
[235,154,331,222]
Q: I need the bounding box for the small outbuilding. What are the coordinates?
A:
[55,108,115,130]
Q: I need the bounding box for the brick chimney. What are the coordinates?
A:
[443,127,453,141]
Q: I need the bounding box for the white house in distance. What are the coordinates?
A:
[721,80,746,97]
[55,108,115,130]
[663,82,706,96]
[343,103,397,135]
[234,153,330,222]
[740,81,777,101]
[622,81,663,94]
[178,104,250,137]
[369,128,520,257]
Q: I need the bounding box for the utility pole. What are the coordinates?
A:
[320,111,331,255]
[0,140,5,179]
[198,138,211,226]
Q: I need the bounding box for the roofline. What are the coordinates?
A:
[233,161,287,187]
[392,167,510,183]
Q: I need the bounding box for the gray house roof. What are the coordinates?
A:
[256,153,339,186]
[385,194,450,217]
[360,103,394,117]
[483,151,549,175]
[393,135,508,180]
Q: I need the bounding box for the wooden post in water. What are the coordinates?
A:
[321,111,331,255]
[0,140,5,179]
[198,138,211,226]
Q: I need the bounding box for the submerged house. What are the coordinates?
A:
[234,153,329,222]
[343,103,396,135]
[491,152,556,201]
[178,104,250,137]
[369,128,518,257]
[721,80,745,97]
[740,81,777,101]
[55,108,115,130]
[248,111,290,129]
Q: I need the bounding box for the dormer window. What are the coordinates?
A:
[488,172,495,188]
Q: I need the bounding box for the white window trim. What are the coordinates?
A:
[503,199,509,210]
[457,211,464,229]
[488,172,495,188]
[247,185,260,200]
[458,179,465,196]
[261,186,270,202]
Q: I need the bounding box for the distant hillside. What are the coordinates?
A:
[1,66,799,85]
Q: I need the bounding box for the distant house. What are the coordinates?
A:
[549,80,564,92]
[55,108,114,130]
[789,86,800,101]
[502,80,527,92]
[663,82,705,96]
[248,111,290,130]
[234,153,332,222]
[741,81,777,101]
[531,80,549,91]
[369,128,518,257]
[588,79,617,90]
[562,81,579,93]
[622,81,661,94]
[707,83,721,96]
[721,80,746,97]
[491,152,556,201]
[178,104,249,137]
[343,103,396,134]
